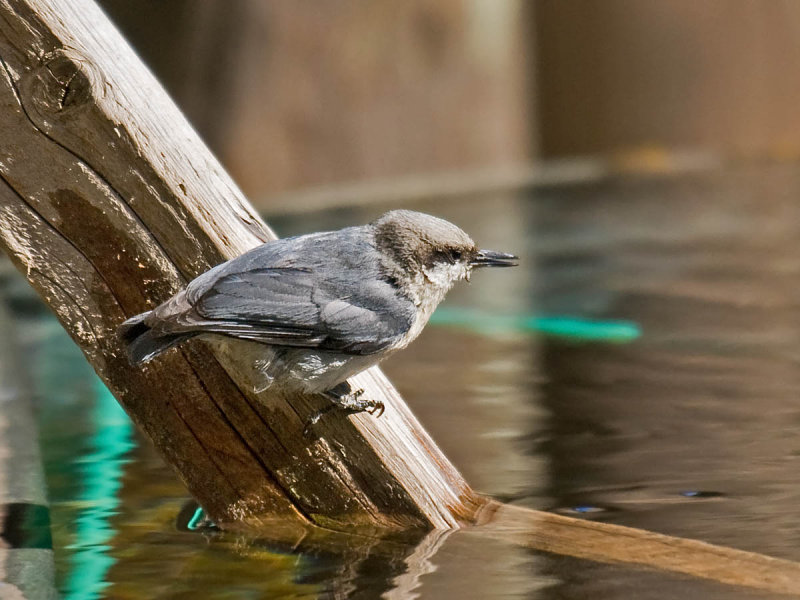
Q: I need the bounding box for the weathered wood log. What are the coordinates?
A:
[0,0,479,530]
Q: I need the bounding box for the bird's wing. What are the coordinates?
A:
[312,277,416,354]
[178,250,414,355]
[187,266,329,346]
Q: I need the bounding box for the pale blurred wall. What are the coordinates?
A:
[100,1,534,201]
[535,0,800,157]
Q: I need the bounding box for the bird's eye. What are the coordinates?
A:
[451,250,462,261]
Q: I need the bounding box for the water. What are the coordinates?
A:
[3,164,800,598]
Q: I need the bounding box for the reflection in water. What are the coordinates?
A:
[3,165,800,597]
[384,528,453,600]
[63,378,133,600]
[430,306,641,342]
[160,503,543,599]
[6,299,135,599]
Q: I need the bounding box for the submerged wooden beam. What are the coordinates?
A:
[0,0,480,530]
[478,502,800,596]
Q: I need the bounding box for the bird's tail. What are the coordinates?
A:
[118,312,194,365]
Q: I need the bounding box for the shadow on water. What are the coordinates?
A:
[3,164,800,597]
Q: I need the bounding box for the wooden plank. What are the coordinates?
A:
[0,0,480,530]
[477,502,800,596]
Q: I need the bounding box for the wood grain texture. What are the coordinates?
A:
[0,0,480,530]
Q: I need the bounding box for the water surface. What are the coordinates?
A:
[4,164,800,598]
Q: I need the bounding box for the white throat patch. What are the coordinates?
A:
[392,261,468,350]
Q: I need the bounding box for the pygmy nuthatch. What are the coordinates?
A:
[119,210,517,426]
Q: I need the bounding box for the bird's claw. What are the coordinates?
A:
[368,401,385,418]
[304,388,385,435]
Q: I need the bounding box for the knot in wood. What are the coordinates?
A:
[30,50,97,114]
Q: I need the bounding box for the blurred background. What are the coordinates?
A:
[99,0,800,203]
[4,2,800,598]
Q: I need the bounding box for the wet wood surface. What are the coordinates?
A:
[0,0,479,530]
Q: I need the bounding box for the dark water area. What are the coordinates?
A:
[3,164,800,598]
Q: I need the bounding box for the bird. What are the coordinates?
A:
[118,209,518,428]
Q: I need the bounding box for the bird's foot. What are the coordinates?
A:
[327,387,385,417]
[303,384,385,436]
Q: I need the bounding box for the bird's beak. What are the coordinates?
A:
[470,249,519,268]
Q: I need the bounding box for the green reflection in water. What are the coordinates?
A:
[430,306,641,343]
[63,376,134,600]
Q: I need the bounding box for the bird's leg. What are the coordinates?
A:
[303,381,385,436]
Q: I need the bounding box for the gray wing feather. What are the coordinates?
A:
[172,229,414,355]
[198,268,319,324]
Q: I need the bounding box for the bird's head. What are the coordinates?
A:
[373,210,517,298]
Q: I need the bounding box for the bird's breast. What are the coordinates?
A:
[390,285,447,351]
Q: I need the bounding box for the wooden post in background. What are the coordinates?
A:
[97,0,535,201]
[0,0,482,531]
